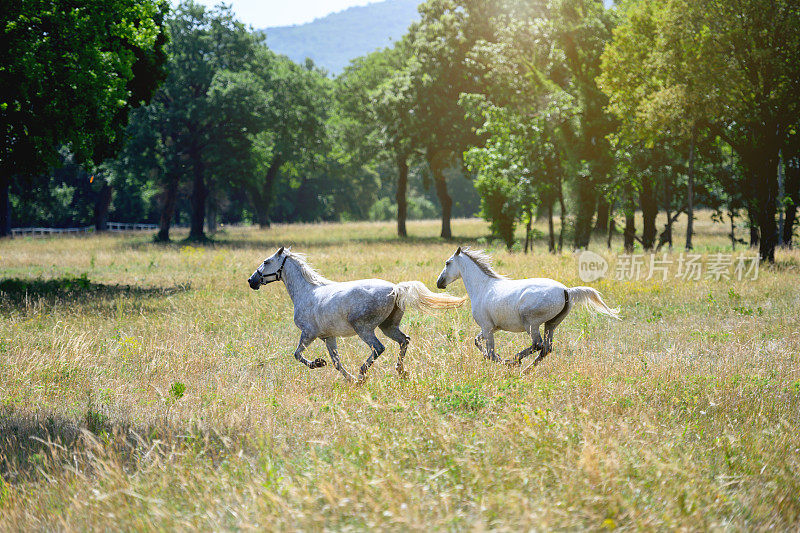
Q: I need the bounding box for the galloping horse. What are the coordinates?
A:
[436,247,619,368]
[249,247,465,383]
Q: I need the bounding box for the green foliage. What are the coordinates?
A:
[368,194,438,221]
[169,382,186,400]
[599,0,800,260]
[434,384,488,414]
[0,0,169,177]
[465,96,565,249]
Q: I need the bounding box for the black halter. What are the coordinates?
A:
[261,254,288,284]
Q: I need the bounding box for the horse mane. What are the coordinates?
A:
[285,251,332,286]
[460,247,507,279]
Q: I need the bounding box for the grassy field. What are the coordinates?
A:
[1,213,799,530]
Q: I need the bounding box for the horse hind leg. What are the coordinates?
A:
[355,329,386,382]
[531,324,555,368]
[530,311,568,368]
[529,291,571,369]
[506,325,543,366]
[379,306,410,378]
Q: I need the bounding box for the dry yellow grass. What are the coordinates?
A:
[1,213,799,530]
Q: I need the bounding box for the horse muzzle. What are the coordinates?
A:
[248,275,261,290]
[436,275,447,290]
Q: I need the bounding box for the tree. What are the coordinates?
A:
[241,50,331,229]
[403,0,493,239]
[464,95,566,251]
[335,42,419,237]
[128,1,256,241]
[600,0,800,261]
[0,0,169,236]
[547,0,617,249]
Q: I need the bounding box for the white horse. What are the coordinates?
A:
[249,247,465,383]
[436,247,619,368]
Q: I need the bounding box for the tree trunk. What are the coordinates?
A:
[573,181,597,249]
[94,180,113,232]
[786,203,798,248]
[254,159,281,229]
[685,127,696,250]
[640,175,658,250]
[607,217,615,249]
[524,205,533,254]
[255,202,270,229]
[0,175,10,237]
[783,155,799,248]
[206,200,217,234]
[156,176,179,242]
[753,158,779,263]
[623,182,636,253]
[429,153,452,240]
[729,210,737,250]
[748,207,759,248]
[594,197,610,233]
[778,151,785,246]
[547,202,555,253]
[558,179,566,252]
[738,135,780,262]
[396,154,408,238]
[188,142,207,241]
[663,171,674,249]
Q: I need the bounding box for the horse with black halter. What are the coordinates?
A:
[249,247,465,383]
[436,247,619,369]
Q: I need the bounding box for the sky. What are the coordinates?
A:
[180,0,380,28]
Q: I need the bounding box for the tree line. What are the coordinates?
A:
[2,0,798,261]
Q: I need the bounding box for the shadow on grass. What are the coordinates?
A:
[0,405,245,485]
[0,275,189,307]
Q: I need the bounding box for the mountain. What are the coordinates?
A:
[262,0,422,76]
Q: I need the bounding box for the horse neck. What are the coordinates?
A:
[457,255,496,300]
[281,258,315,304]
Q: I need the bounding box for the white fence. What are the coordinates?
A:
[11,223,158,237]
[107,223,158,232]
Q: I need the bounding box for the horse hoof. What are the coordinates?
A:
[310,358,327,369]
[503,359,521,367]
[355,374,368,386]
[396,366,409,380]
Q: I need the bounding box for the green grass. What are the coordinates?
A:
[1,214,799,530]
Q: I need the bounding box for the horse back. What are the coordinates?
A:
[308,279,397,336]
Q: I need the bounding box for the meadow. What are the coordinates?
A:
[1,214,799,530]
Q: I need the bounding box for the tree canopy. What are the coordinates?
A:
[5,0,799,260]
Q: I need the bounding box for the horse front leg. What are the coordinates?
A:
[482,331,505,365]
[474,332,487,356]
[294,333,326,369]
[324,338,356,383]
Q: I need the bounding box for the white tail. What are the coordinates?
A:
[567,287,620,320]
[394,281,466,312]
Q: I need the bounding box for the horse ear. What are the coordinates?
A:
[456,246,462,255]
[277,246,284,255]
